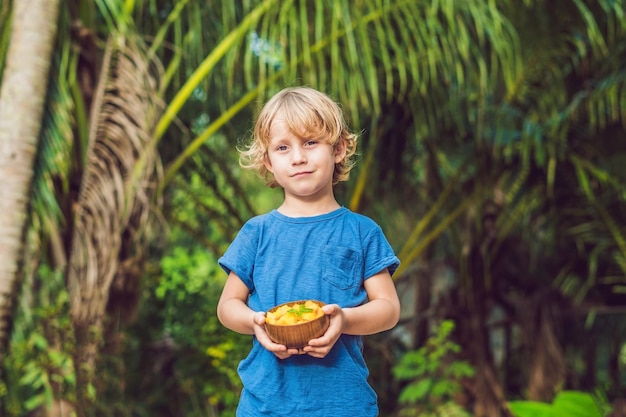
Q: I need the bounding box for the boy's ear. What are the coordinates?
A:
[334,139,347,163]
[263,155,273,173]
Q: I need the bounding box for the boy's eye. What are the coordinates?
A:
[276,145,288,151]
[305,140,318,146]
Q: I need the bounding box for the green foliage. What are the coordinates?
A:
[113,236,248,416]
[3,265,75,416]
[4,0,626,414]
[393,320,474,417]
[509,390,611,417]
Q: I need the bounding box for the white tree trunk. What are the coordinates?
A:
[0,0,61,362]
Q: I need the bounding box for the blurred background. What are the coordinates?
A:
[0,0,625,416]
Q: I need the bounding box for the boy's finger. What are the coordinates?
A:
[321,304,338,314]
[253,311,267,325]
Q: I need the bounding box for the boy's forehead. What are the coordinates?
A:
[268,119,304,140]
[269,114,313,136]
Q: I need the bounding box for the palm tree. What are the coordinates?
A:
[3,0,527,413]
[0,0,61,408]
[2,0,625,415]
[380,1,626,414]
[1,0,520,412]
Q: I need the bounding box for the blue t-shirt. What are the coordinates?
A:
[218,207,400,417]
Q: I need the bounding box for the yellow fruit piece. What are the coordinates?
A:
[266,301,324,325]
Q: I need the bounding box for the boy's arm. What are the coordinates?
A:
[305,268,400,358]
[217,271,299,359]
[342,268,401,335]
[217,272,257,334]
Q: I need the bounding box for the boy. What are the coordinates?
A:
[217,86,400,416]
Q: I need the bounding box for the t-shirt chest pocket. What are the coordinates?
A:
[321,246,362,289]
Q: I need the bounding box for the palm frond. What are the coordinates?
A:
[67,35,162,325]
[153,0,276,144]
[571,156,626,274]
[30,7,77,268]
[159,0,523,187]
[31,69,75,265]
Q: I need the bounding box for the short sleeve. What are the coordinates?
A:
[363,224,400,279]
[218,221,259,291]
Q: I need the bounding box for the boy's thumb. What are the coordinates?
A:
[322,304,337,314]
[254,311,266,324]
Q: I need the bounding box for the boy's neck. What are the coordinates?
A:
[277,195,341,217]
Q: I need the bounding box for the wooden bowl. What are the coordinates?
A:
[264,300,330,348]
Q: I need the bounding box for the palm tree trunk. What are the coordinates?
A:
[0,0,60,397]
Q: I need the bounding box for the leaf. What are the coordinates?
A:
[509,391,604,417]
[398,378,433,404]
[552,391,603,417]
[508,401,555,417]
[30,333,48,350]
[23,393,46,411]
[446,362,476,378]
[287,305,313,317]
[19,366,45,387]
[393,350,428,379]
[431,380,459,399]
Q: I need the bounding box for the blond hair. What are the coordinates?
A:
[239,86,358,187]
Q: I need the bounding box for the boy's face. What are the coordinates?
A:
[264,118,346,201]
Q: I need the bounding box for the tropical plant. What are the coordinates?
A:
[509,390,611,417]
[1,0,523,413]
[1,0,626,415]
[393,320,475,417]
[379,1,626,413]
[3,266,75,416]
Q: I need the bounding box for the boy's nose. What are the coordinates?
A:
[291,147,306,164]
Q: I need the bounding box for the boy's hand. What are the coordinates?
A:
[252,311,302,359]
[303,304,344,358]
